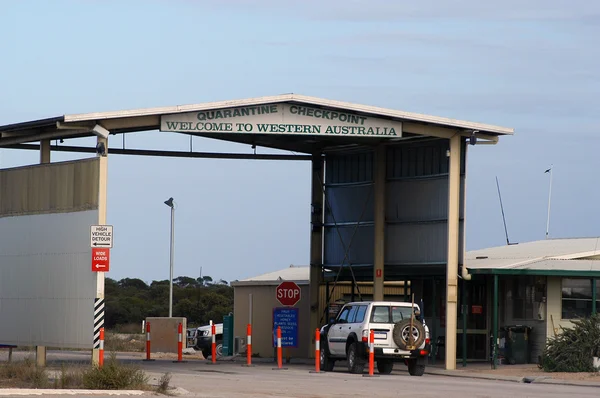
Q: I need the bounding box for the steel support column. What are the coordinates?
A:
[592,278,597,315]
[461,279,467,367]
[40,139,50,164]
[92,135,108,366]
[309,154,324,358]
[373,145,386,301]
[445,134,461,370]
[492,274,499,369]
[36,139,51,367]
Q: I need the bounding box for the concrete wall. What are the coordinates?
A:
[546,276,575,338]
[145,317,187,353]
[233,284,310,359]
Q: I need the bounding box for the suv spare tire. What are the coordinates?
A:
[393,318,425,350]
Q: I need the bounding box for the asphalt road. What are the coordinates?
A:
[1,352,599,397]
[140,360,599,398]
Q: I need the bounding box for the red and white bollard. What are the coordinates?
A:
[177,323,183,361]
[272,326,287,370]
[173,322,187,363]
[143,321,155,361]
[309,328,323,373]
[211,324,217,364]
[242,324,254,367]
[99,327,105,368]
[363,329,379,377]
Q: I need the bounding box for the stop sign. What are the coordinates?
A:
[276,281,301,306]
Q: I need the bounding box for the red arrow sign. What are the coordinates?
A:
[92,248,110,272]
[276,281,301,306]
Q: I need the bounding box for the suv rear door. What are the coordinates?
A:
[369,305,414,350]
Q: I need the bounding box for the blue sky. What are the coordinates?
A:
[1,0,599,284]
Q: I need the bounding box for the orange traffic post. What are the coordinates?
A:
[143,321,155,361]
[173,322,187,363]
[309,328,323,373]
[211,324,217,364]
[363,329,379,377]
[98,327,105,368]
[272,326,287,370]
[242,323,254,367]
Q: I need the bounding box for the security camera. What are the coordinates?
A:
[469,130,479,146]
[92,124,110,139]
[96,142,107,157]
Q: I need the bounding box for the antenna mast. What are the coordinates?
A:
[496,176,511,245]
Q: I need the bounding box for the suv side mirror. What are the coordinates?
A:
[328,317,336,325]
[414,309,421,320]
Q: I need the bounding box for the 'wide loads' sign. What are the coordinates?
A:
[160,103,402,138]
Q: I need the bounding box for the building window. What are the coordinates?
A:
[561,278,599,319]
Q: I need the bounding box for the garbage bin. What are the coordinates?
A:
[503,325,532,364]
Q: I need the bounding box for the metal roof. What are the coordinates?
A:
[0,93,514,153]
[230,265,309,286]
[466,237,600,276]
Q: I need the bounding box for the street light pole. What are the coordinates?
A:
[164,197,175,318]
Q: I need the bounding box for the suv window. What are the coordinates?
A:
[336,306,351,323]
[370,305,414,323]
[391,306,414,322]
[347,306,358,323]
[354,305,367,323]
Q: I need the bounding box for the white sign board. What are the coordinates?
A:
[90,225,113,248]
[160,103,402,138]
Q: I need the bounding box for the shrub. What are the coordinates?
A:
[82,353,148,390]
[540,314,600,372]
[0,357,48,388]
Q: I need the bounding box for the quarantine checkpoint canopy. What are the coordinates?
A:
[0,94,513,152]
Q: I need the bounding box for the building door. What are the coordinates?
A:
[457,278,488,361]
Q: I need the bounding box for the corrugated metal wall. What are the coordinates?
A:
[318,282,409,322]
[0,158,100,349]
[0,158,99,217]
[323,139,466,280]
[324,150,374,268]
[385,139,466,276]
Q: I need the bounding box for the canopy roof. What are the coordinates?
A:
[0,94,513,154]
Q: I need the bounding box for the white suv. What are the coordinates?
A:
[320,301,430,376]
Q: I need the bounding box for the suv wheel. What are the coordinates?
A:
[377,359,393,374]
[407,359,425,376]
[320,344,335,371]
[346,341,366,374]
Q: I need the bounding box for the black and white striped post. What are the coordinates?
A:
[93,298,105,350]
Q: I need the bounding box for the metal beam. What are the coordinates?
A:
[373,144,386,301]
[309,154,324,358]
[592,278,597,315]
[445,133,462,370]
[6,144,312,161]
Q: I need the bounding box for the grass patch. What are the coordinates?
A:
[104,331,145,352]
[0,354,171,394]
[0,357,49,388]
